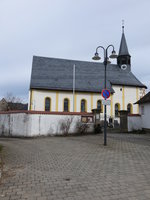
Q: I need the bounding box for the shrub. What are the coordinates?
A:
[59,117,74,135]
[131,129,146,134]
[94,124,102,134]
[75,121,89,134]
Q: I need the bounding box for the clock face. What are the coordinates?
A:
[121,64,127,70]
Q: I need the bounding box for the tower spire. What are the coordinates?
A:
[118,20,130,57]
[117,21,131,67]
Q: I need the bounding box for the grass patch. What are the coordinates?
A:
[0,144,4,180]
[0,145,3,153]
[131,129,146,134]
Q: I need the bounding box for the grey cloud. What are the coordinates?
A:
[0,0,150,101]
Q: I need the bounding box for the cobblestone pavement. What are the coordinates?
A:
[0,133,150,200]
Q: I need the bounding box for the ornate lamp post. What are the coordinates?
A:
[92,45,117,146]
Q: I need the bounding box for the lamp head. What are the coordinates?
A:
[109,50,118,59]
[92,52,101,60]
[107,58,111,64]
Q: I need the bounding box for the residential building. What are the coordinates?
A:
[135,92,150,131]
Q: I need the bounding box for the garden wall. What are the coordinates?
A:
[128,114,142,132]
[0,111,94,137]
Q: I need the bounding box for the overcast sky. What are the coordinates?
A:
[0,0,150,102]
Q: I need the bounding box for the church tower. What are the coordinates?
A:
[117,24,131,69]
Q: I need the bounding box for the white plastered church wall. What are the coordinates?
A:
[29,85,141,116]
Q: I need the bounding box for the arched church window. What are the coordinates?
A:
[127,103,132,114]
[81,99,87,112]
[115,103,120,117]
[97,100,102,112]
[45,97,51,111]
[64,98,70,112]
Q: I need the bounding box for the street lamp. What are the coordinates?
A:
[92,45,117,146]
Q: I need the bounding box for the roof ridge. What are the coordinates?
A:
[33,55,118,66]
[33,55,96,64]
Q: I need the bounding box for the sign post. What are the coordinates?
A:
[102,99,111,105]
[102,89,110,146]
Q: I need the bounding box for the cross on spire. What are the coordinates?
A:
[122,20,124,33]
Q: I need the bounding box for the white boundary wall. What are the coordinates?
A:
[139,103,150,129]
[128,115,142,132]
[0,112,93,137]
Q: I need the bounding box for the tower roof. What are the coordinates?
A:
[118,29,130,56]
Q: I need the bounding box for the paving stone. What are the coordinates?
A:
[0,133,150,200]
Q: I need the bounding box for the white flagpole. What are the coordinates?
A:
[73,64,76,112]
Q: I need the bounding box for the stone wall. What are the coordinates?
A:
[139,103,150,130]
[0,111,94,137]
[128,114,142,132]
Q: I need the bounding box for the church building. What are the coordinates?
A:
[29,28,147,119]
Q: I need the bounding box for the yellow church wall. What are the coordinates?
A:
[29,89,57,111]
[29,86,141,115]
[124,86,139,114]
[112,86,123,112]
[75,92,91,112]
[112,85,140,114]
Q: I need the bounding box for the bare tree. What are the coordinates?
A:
[59,116,74,135]
[4,93,27,111]
[75,119,89,134]
[5,93,22,104]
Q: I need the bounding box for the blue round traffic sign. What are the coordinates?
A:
[102,89,110,99]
